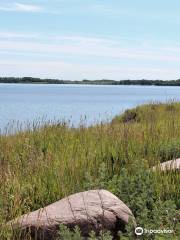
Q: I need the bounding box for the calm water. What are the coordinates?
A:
[0,84,180,131]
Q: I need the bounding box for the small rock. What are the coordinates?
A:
[153,158,180,171]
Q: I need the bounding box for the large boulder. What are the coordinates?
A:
[153,158,180,171]
[9,189,134,239]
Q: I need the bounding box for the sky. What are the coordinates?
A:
[0,0,180,80]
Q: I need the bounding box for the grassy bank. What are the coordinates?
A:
[0,102,180,239]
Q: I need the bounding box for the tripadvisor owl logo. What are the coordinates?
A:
[135,227,144,236]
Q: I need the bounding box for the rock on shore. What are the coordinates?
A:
[153,158,180,171]
[9,189,134,240]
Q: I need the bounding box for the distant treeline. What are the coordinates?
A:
[1,77,180,86]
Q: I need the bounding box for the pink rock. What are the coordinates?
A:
[9,190,134,239]
[153,158,180,171]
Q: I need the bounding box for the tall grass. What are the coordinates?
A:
[0,102,180,239]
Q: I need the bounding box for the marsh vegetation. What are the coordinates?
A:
[0,103,180,239]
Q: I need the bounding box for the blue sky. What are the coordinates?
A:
[0,0,180,80]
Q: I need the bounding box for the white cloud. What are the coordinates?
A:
[14,3,42,12]
[1,33,180,79]
[55,36,117,45]
[0,2,43,13]
[1,36,180,63]
[0,31,39,39]
[0,59,179,80]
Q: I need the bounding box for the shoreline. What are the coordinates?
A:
[1,77,180,86]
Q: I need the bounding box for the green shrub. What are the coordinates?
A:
[58,225,114,240]
[158,140,180,162]
[83,162,180,239]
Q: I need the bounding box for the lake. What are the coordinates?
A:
[0,84,180,132]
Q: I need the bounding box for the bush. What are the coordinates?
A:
[83,162,180,239]
[158,140,180,162]
[58,225,114,240]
